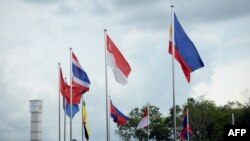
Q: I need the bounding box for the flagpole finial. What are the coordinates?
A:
[58,62,61,66]
[104,29,107,32]
[171,5,174,8]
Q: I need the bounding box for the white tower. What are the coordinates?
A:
[30,100,43,141]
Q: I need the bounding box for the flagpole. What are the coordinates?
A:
[104,29,110,141]
[232,113,234,125]
[187,108,189,141]
[63,97,66,141]
[82,97,85,141]
[58,63,61,141]
[70,48,73,141]
[147,104,149,141]
[171,5,177,141]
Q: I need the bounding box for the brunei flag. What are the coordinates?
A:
[82,101,90,140]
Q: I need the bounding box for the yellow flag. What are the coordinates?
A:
[82,101,90,140]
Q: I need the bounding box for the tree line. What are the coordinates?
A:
[115,97,250,141]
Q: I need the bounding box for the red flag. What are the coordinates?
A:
[60,67,87,104]
[137,108,150,129]
[106,35,131,85]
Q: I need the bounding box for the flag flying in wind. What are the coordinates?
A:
[106,34,131,85]
[63,98,79,118]
[169,13,204,83]
[110,100,129,125]
[137,108,150,130]
[72,51,90,92]
[82,101,90,140]
[180,112,192,140]
[60,66,89,104]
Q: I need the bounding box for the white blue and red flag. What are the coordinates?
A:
[72,51,90,91]
[169,13,204,83]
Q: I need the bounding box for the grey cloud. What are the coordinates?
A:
[88,0,250,30]
[23,0,64,4]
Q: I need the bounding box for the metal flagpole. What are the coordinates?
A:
[82,97,85,141]
[104,29,110,141]
[63,97,66,141]
[147,104,149,141]
[171,5,177,141]
[58,63,61,141]
[187,109,189,141]
[63,78,67,141]
[232,113,234,125]
[70,48,73,141]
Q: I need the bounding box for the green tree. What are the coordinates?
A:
[115,104,171,141]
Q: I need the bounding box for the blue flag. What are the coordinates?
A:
[63,98,79,118]
[169,13,204,82]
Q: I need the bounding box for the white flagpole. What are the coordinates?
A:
[63,78,67,141]
[70,48,73,141]
[104,29,110,141]
[58,63,61,141]
[63,97,66,141]
[232,113,234,125]
[187,109,189,141]
[82,97,85,141]
[147,104,149,141]
[171,5,177,141]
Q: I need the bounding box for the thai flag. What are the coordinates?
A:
[106,34,131,85]
[169,13,204,83]
[60,64,89,104]
[180,112,192,140]
[72,51,90,92]
[110,100,129,125]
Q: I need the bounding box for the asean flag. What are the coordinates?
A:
[106,35,131,85]
[169,13,204,83]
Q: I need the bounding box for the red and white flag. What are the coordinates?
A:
[137,108,150,130]
[106,34,131,85]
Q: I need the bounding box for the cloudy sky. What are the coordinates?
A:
[0,0,250,140]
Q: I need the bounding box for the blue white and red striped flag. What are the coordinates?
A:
[169,13,204,83]
[72,51,90,91]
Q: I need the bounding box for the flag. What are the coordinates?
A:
[60,66,88,104]
[63,98,79,118]
[110,100,129,125]
[180,112,192,140]
[169,13,204,83]
[137,108,150,130]
[60,67,68,98]
[106,35,131,85]
[72,51,90,92]
[82,101,90,140]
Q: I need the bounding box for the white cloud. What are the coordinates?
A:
[191,60,250,105]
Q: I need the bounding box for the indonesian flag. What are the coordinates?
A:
[137,108,150,130]
[106,34,131,85]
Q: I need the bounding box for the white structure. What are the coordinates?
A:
[30,100,43,141]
